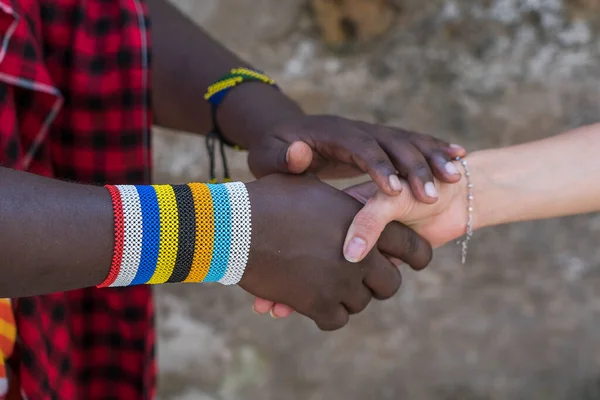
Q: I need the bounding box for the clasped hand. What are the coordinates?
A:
[235,115,467,330]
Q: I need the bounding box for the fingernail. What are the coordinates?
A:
[285,146,291,163]
[252,305,259,314]
[450,143,465,150]
[424,182,438,198]
[388,175,402,192]
[269,309,279,319]
[345,237,367,263]
[445,162,459,175]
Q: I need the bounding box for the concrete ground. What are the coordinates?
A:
[155,1,600,399]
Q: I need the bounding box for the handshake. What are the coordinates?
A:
[235,118,469,331]
[240,174,432,331]
[237,117,600,330]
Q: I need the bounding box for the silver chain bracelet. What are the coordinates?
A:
[456,157,473,264]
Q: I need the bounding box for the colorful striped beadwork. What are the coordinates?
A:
[98,182,252,288]
[186,183,214,282]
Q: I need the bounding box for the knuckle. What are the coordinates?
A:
[406,130,431,142]
[418,133,437,143]
[381,270,402,299]
[403,230,420,255]
[428,148,449,160]
[316,310,349,331]
[432,152,450,164]
[345,290,371,314]
[373,159,395,174]
[435,137,451,147]
[415,137,451,158]
[347,304,365,315]
[370,265,402,300]
[330,312,350,331]
[311,287,341,310]
[355,302,369,314]
[355,293,372,313]
[373,158,391,168]
[357,135,377,146]
[315,316,333,331]
[353,212,384,236]
[356,147,382,163]
[317,321,337,332]
[382,127,400,138]
[410,162,431,176]
[305,293,326,314]
[419,247,434,270]
[407,234,433,270]
[390,134,410,146]
[391,134,421,149]
[383,193,412,218]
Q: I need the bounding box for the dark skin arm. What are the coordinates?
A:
[0,167,432,329]
[0,166,113,297]
[147,0,466,200]
[147,0,301,147]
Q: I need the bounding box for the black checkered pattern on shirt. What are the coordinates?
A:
[0,0,156,398]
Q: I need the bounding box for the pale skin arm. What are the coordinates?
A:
[256,122,600,317]
[343,122,600,256]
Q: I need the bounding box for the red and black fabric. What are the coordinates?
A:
[0,0,156,398]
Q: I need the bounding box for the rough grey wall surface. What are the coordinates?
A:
[155,1,600,399]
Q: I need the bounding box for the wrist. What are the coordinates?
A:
[215,81,305,149]
[461,149,505,231]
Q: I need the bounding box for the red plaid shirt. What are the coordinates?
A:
[0,0,155,398]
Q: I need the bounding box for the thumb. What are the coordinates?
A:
[285,141,313,174]
[248,139,313,177]
[343,187,405,263]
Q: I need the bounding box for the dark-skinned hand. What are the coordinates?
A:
[247,115,466,202]
[240,174,432,331]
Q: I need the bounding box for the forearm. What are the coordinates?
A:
[147,0,303,148]
[470,123,600,230]
[0,166,256,297]
[0,167,113,297]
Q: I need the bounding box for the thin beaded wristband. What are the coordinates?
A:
[98,182,252,288]
[204,67,277,118]
[204,67,279,183]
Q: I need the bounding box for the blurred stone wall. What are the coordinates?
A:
[155,1,600,399]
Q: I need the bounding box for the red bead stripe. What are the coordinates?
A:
[98,185,125,288]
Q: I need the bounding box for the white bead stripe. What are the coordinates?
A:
[219,182,252,285]
[112,185,143,287]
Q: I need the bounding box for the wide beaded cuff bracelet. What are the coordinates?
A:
[98,182,251,288]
